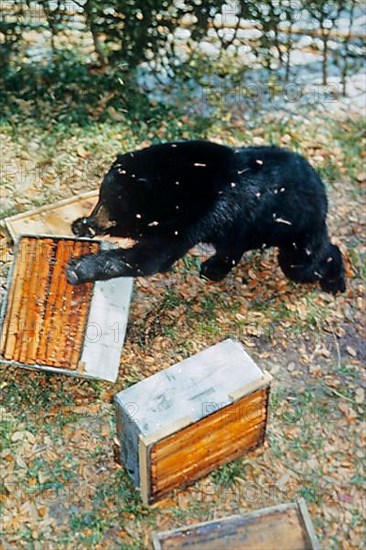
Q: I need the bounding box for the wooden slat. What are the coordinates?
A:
[4,191,98,240]
[155,412,263,464]
[151,389,266,460]
[4,191,133,250]
[150,388,268,500]
[61,240,85,368]
[68,240,99,369]
[153,503,318,550]
[155,411,265,477]
[154,425,263,497]
[44,239,70,365]
[22,238,45,363]
[1,238,29,359]
[27,238,54,362]
[15,237,37,363]
[33,239,58,364]
[52,239,78,368]
[139,436,150,506]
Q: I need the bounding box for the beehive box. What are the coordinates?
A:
[0,235,133,381]
[115,339,272,504]
[3,191,99,240]
[152,499,320,550]
[2,191,133,248]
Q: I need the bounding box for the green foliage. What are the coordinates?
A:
[0,49,151,124]
[211,459,249,487]
[0,0,361,125]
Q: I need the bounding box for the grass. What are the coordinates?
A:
[348,247,366,280]
[1,79,365,548]
[211,459,250,488]
[331,118,366,181]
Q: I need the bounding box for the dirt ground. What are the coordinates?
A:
[0,106,365,549]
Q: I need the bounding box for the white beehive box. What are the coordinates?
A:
[115,339,272,503]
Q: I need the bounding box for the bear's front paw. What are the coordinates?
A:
[200,257,231,282]
[66,256,96,285]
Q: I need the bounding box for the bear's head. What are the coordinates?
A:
[72,164,148,239]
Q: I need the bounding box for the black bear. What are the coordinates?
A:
[67,140,346,294]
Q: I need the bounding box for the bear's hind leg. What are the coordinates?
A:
[200,241,246,282]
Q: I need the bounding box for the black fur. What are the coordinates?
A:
[67,140,346,294]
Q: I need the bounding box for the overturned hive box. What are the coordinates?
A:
[115,338,272,504]
[0,235,133,382]
[3,191,99,241]
[3,191,133,248]
[152,499,319,550]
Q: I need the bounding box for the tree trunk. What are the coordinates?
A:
[84,0,106,67]
[341,0,356,96]
[322,30,329,86]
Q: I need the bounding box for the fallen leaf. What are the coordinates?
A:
[270,364,280,375]
[338,401,357,421]
[151,498,178,509]
[11,431,25,443]
[76,145,89,159]
[16,456,27,469]
[346,346,357,357]
[355,388,364,404]
[107,106,124,121]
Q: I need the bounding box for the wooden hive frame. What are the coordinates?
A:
[152,499,320,550]
[0,234,133,382]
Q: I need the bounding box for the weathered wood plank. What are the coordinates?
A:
[1,238,29,360]
[149,390,268,500]
[116,339,270,440]
[27,238,54,362]
[3,191,134,249]
[152,499,320,550]
[4,191,98,240]
[79,268,133,382]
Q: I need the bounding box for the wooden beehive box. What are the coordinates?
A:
[2,191,133,248]
[0,235,133,382]
[3,191,99,240]
[115,339,272,504]
[152,499,320,549]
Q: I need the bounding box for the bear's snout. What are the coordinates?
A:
[71,217,98,238]
[72,201,118,238]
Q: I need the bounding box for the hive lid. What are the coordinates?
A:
[115,338,271,440]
